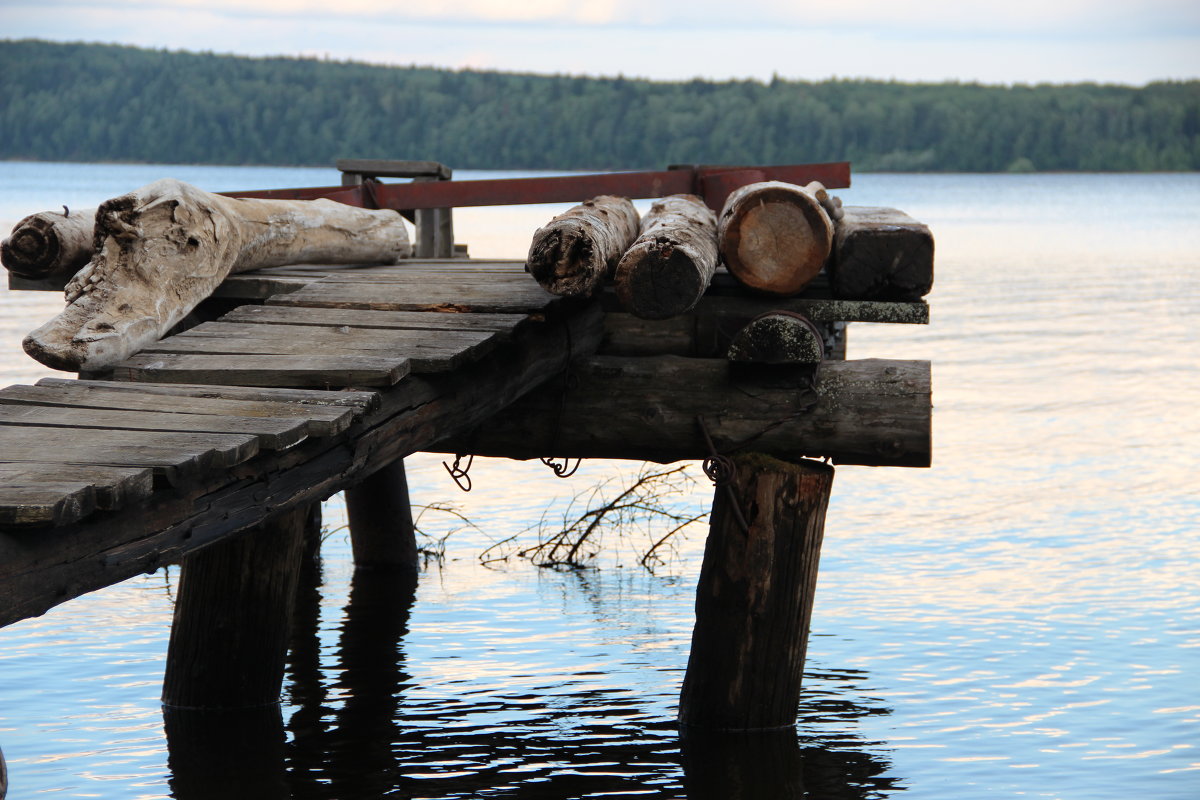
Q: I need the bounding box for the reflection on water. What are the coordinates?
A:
[0,167,1197,798]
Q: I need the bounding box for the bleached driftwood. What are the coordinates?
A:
[718,180,833,296]
[2,207,96,281]
[526,195,639,297]
[23,178,411,372]
[613,194,719,320]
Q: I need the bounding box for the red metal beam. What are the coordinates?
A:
[224,162,850,211]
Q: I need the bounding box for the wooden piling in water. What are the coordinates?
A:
[345,459,419,574]
[678,453,834,730]
[162,503,319,709]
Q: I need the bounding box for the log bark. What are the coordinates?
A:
[22,178,411,372]
[726,311,825,364]
[613,194,719,320]
[525,195,639,297]
[830,206,934,300]
[2,207,95,280]
[718,181,833,296]
[803,181,844,221]
[432,356,931,468]
[678,454,833,730]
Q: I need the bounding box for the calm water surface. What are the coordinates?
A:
[0,163,1196,799]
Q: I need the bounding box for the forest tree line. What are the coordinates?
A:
[2,39,1197,172]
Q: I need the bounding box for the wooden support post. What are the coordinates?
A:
[678,454,834,730]
[344,459,418,574]
[162,504,314,709]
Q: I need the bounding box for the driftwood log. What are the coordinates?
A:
[2,207,96,281]
[803,180,844,221]
[526,195,639,297]
[829,206,934,300]
[22,178,411,372]
[613,194,719,320]
[718,181,833,296]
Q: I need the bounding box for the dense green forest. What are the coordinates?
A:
[2,39,1197,172]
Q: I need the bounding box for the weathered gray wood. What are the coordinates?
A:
[23,178,412,372]
[0,404,309,449]
[162,504,313,709]
[614,194,719,320]
[0,483,96,527]
[0,464,153,522]
[527,196,640,297]
[433,356,931,467]
[678,455,833,730]
[726,312,825,364]
[830,206,934,300]
[0,427,260,477]
[0,303,605,626]
[719,181,833,296]
[2,207,96,280]
[336,158,452,181]
[34,377,380,411]
[345,459,418,573]
[138,321,495,373]
[219,304,528,336]
[3,381,362,437]
[266,279,563,315]
[111,353,411,387]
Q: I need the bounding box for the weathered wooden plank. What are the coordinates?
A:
[110,353,411,387]
[433,356,931,468]
[0,463,154,511]
[0,303,606,625]
[0,427,261,482]
[0,484,96,527]
[0,404,310,449]
[219,305,529,337]
[266,280,563,315]
[142,321,497,372]
[830,206,934,300]
[11,380,368,436]
[35,378,380,411]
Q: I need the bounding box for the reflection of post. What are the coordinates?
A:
[323,567,418,795]
[680,728,806,799]
[679,454,833,730]
[345,460,418,574]
[162,504,314,709]
[1,742,7,800]
[163,705,289,799]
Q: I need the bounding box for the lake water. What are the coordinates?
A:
[0,162,1197,799]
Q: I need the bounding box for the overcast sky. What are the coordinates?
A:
[2,0,1198,85]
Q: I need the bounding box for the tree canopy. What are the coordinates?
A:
[2,39,1197,172]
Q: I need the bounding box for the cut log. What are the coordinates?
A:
[678,454,834,730]
[613,194,719,320]
[829,206,934,300]
[526,195,639,297]
[433,356,931,468]
[2,207,96,280]
[718,181,833,296]
[22,178,411,372]
[726,311,825,364]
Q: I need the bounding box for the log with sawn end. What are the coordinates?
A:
[829,206,934,300]
[613,194,719,320]
[526,195,640,298]
[2,207,96,281]
[718,181,833,297]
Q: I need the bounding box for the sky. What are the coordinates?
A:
[1,0,1198,85]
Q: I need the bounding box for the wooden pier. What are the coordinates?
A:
[0,162,932,734]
